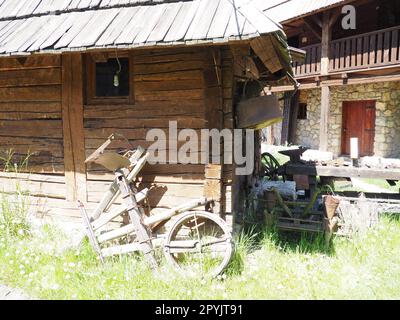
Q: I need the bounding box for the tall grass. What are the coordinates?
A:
[0,214,399,299]
[0,150,32,240]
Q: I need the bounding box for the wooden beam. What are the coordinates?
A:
[203,48,224,214]
[319,11,332,152]
[320,11,332,76]
[302,18,322,41]
[62,53,87,202]
[270,73,400,92]
[319,85,330,152]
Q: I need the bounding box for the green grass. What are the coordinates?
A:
[1,216,400,300]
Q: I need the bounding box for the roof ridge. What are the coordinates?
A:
[0,0,194,23]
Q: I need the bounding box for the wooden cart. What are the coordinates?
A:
[78,134,233,277]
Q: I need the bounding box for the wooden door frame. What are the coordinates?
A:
[341,100,376,156]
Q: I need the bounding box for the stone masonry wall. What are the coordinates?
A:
[294,81,400,158]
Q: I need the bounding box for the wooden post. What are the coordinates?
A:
[203,48,224,214]
[319,11,332,151]
[62,53,87,202]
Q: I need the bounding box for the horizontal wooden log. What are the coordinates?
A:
[134,70,203,82]
[97,224,135,243]
[144,197,207,226]
[134,60,204,75]
[0,85,61,102]
[0,55,61,71]
[0,68,61,88]
[83,128,204,140]
[0,136,63,158]
[0,101,61,113]
[84,102,204,119]
[134,79,203,92]
[101,243,141,257]
[87,172,205,184]
[0,172,65,183]
[0,120,63,138]
[135,89,203,102]
[133,51,203,64]
[84,117,206,129]
[0,176,66,199]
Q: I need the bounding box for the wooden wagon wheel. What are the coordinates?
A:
[163,211,233,278]
[261,152,281,181]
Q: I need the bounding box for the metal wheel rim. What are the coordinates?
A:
[163,211,233,278]
[261,152,280,180]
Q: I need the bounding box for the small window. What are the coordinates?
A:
[297,103,307,120]
[86,53,133,104]
[95,58,129,97]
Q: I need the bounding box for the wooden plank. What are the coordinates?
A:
[369,34,376,65]
[0,136,63,158]
[0,101,60,113]
[285,164,400,180]
[0,55,60,71]
[356,37,363,67]
[344,39,351,69]
[391,29,399,62]
[16,0,42,17]
[376,32,383,64]
[164,1,199,42]
[0,176,66,199]
[97,223,135,243]
[28,14,69,52]
[350,38,356,67]
[0,85,60,102]
[95,7,139,46]
[207,0,233,40]
[184,0,216,40]
[0,120,62,138]
[0,68,61,88]
[146,2,182,43]
[189,0,220,40]
[62,53,87,202]
[383,31,391,63]
[69,9,119,48]
[133,4,167,45]
[224,6,246,38]
[319,85,330,151]
[55,11,95,49]
[0,19,26,45]
[114,6,149,44]
[39,12,76,50]
[92,188,149,231]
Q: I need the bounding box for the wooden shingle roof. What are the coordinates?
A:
[0,0,285,56]
[251,0,351,23]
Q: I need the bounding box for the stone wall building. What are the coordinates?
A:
[292,82,400,158]
[261,0,400,160]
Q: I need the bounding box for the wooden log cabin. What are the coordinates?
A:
[0,0,294,231]
[255,0,400,159]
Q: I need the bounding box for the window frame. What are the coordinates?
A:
[297,103,308,120]
[86,51,135,105]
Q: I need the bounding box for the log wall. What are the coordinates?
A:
[0,55,67,207]
[85,46,234,224]
[0,46,236,226]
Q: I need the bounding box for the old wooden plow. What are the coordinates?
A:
[78,134,233,277]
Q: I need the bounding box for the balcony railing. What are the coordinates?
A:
[293,25,400,78]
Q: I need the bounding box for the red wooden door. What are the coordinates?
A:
[341,100,376,156]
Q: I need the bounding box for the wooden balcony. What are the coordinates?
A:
[293,25,400,78]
